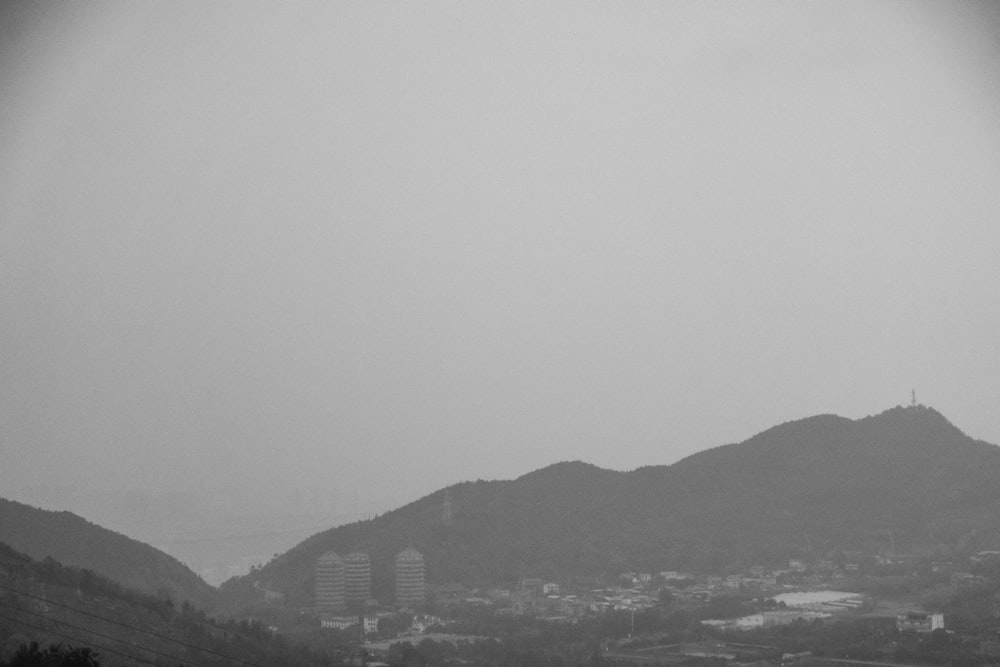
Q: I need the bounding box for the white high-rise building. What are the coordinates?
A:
[344,551,372,605]
[395,548,425,606]
[315,551,345,609]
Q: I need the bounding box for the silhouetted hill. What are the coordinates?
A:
[0,543,321,667]
[0,498,216,609]
[222,405,1000,609]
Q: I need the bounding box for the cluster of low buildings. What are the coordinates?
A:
[312,550,987,638]
[501,582,660,621]
[421,579,663,622]
[896,611,945,633]
[320,611,444,634]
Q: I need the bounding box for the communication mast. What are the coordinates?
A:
[911,389,916,407]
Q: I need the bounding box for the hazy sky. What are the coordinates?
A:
[2,1,1000,526]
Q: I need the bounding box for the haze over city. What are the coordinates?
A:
[2,1,999,575]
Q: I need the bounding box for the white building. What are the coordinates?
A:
[364,614,380,633]
[321,615,358,630]
[897,612,944,633]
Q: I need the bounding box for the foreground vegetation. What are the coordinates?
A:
[0,543,329,667]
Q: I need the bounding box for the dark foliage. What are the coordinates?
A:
[2,642,100,667]
[0,545,331,667]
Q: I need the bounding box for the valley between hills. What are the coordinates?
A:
[5,404,1000,666]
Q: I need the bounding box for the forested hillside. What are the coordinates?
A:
[0,543,324,667]
[223,405,1000,609]
[0,499,216,609]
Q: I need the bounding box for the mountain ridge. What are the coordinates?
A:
[0,497,217,609]
[221,404,1000,610]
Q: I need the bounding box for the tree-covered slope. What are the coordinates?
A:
[0,543,322,667]
[619,406,1000,569]
[0,499,217,609]
[223,405,1000,608]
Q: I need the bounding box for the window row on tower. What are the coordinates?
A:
[314,548,425,610]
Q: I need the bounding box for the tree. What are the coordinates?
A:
[3,642,101,667]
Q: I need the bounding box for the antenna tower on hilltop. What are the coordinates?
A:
[911,389,916,407]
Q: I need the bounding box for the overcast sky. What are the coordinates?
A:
[2,1,1000,525]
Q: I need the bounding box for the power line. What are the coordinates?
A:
[0,598,197,667]
[0,610,167,667]
[0,582,267,667]
[0,582,265,667]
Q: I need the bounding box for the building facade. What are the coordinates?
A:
[344,551,372,606]
[897,612,945,633]
[320,615,358,630]
[395,548,426,606]
[363,614,380,633]
[315,551,346,609]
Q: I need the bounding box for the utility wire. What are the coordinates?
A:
[0,610,168,667]
[0,598,197,667]
[0,582,267,667]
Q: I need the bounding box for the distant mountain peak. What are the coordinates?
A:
[514,460,617,483]
[859,403,967,437]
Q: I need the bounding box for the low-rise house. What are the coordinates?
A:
[897,611,944,633]
[410,614,442,633]
[321,615,359,630]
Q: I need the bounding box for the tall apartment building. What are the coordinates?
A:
[343,551,372,605]
[315,551,345,609]
[395,548,425,606]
